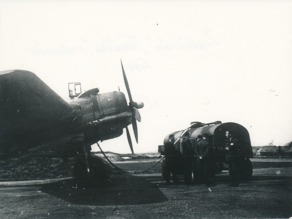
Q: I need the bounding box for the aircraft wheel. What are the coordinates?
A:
[72,155,111,188]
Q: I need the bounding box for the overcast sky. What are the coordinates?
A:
[0,0,291,153]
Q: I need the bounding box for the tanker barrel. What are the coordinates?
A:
[188,122,252,158]
[162,122,252,158]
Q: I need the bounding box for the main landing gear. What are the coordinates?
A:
[72,145,111,188]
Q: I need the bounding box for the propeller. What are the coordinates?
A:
[120,60,144,153]
[126,127,134,154]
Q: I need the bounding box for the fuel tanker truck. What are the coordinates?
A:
[158,121,253,181]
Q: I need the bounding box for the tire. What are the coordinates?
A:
[240,158,253,181]
[215,162,224,174]
[161,160,168,180]
[73,156,111,188]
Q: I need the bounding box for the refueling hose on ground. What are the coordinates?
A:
[96,142,164,174]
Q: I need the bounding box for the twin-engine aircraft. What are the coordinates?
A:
[0,61,144,186]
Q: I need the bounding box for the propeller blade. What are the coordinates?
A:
[133,107,141,122]
[121,60,144,146]
[132,114,138,143]
[121,60,133,103]
[126,127,134,154]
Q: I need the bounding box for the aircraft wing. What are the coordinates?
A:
[0,70,74,150]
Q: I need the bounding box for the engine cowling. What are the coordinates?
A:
[72,91,132,144]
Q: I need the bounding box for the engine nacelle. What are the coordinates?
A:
[72,91,132,144]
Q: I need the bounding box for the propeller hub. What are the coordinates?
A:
[130,101,144,109]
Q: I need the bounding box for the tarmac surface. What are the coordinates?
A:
[0,158,291,219]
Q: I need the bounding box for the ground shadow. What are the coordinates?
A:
[41,173,167,206]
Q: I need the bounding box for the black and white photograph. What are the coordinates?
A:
[0,0,291,218]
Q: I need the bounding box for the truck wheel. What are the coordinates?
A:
[162,160,167,179]
[240,158,253,181]
[215,162,224,174]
